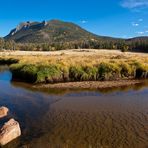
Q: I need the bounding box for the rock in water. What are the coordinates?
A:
[0,106,9,118]
[0,118,21,146]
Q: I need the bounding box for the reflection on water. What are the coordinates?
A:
[0,66,148,148]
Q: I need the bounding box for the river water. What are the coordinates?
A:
[0,66,148,148]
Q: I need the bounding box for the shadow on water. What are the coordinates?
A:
[0,66,148,148]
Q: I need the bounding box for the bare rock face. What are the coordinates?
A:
[0,118,21,146]
[0,106,9,118]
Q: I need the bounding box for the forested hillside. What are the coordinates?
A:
[0,20,148,52]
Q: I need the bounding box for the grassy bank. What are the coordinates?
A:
[0,50,148,84]
[9,61,148,83]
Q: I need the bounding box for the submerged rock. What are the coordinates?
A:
[0,106,9,118]
[0,118,21,146]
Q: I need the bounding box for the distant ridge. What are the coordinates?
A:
[127,36,148,41]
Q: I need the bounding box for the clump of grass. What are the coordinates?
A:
[0,58,19,65]
[119,63,132,78]
[10,64,38,82]
[83,66,98,81]
[20,65,38,82]
[69,66,86,81]
[135,64,148,79]
[128,61,148,78]
[10,64,64,83]
[97,62,120,80]
[36,65,63,83]
[10,63,24,79]
[60,67,69,82]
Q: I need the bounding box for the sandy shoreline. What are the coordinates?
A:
[33,79,146,89]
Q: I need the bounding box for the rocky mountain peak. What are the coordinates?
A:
[9,20,48,36]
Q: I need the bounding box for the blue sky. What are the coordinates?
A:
[0,0,148,38]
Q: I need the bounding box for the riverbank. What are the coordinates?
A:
[33,79,146,89]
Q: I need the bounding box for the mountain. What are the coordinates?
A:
[126,36,148,42]
[0,37,3,41]
[126,36,148,52]
[5,20,117,43]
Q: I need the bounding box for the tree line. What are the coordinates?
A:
[0,38,148,53]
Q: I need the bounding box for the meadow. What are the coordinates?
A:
[0,49,148,84]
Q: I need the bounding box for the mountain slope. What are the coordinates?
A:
[5,20,116,43]
[126,36,148,42]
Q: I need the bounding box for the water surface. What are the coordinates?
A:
[0,66,147,148]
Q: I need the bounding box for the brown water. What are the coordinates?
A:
[0,66,148,148]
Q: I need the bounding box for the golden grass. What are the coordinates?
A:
[0,49,148,67]
[1,50,148,83]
